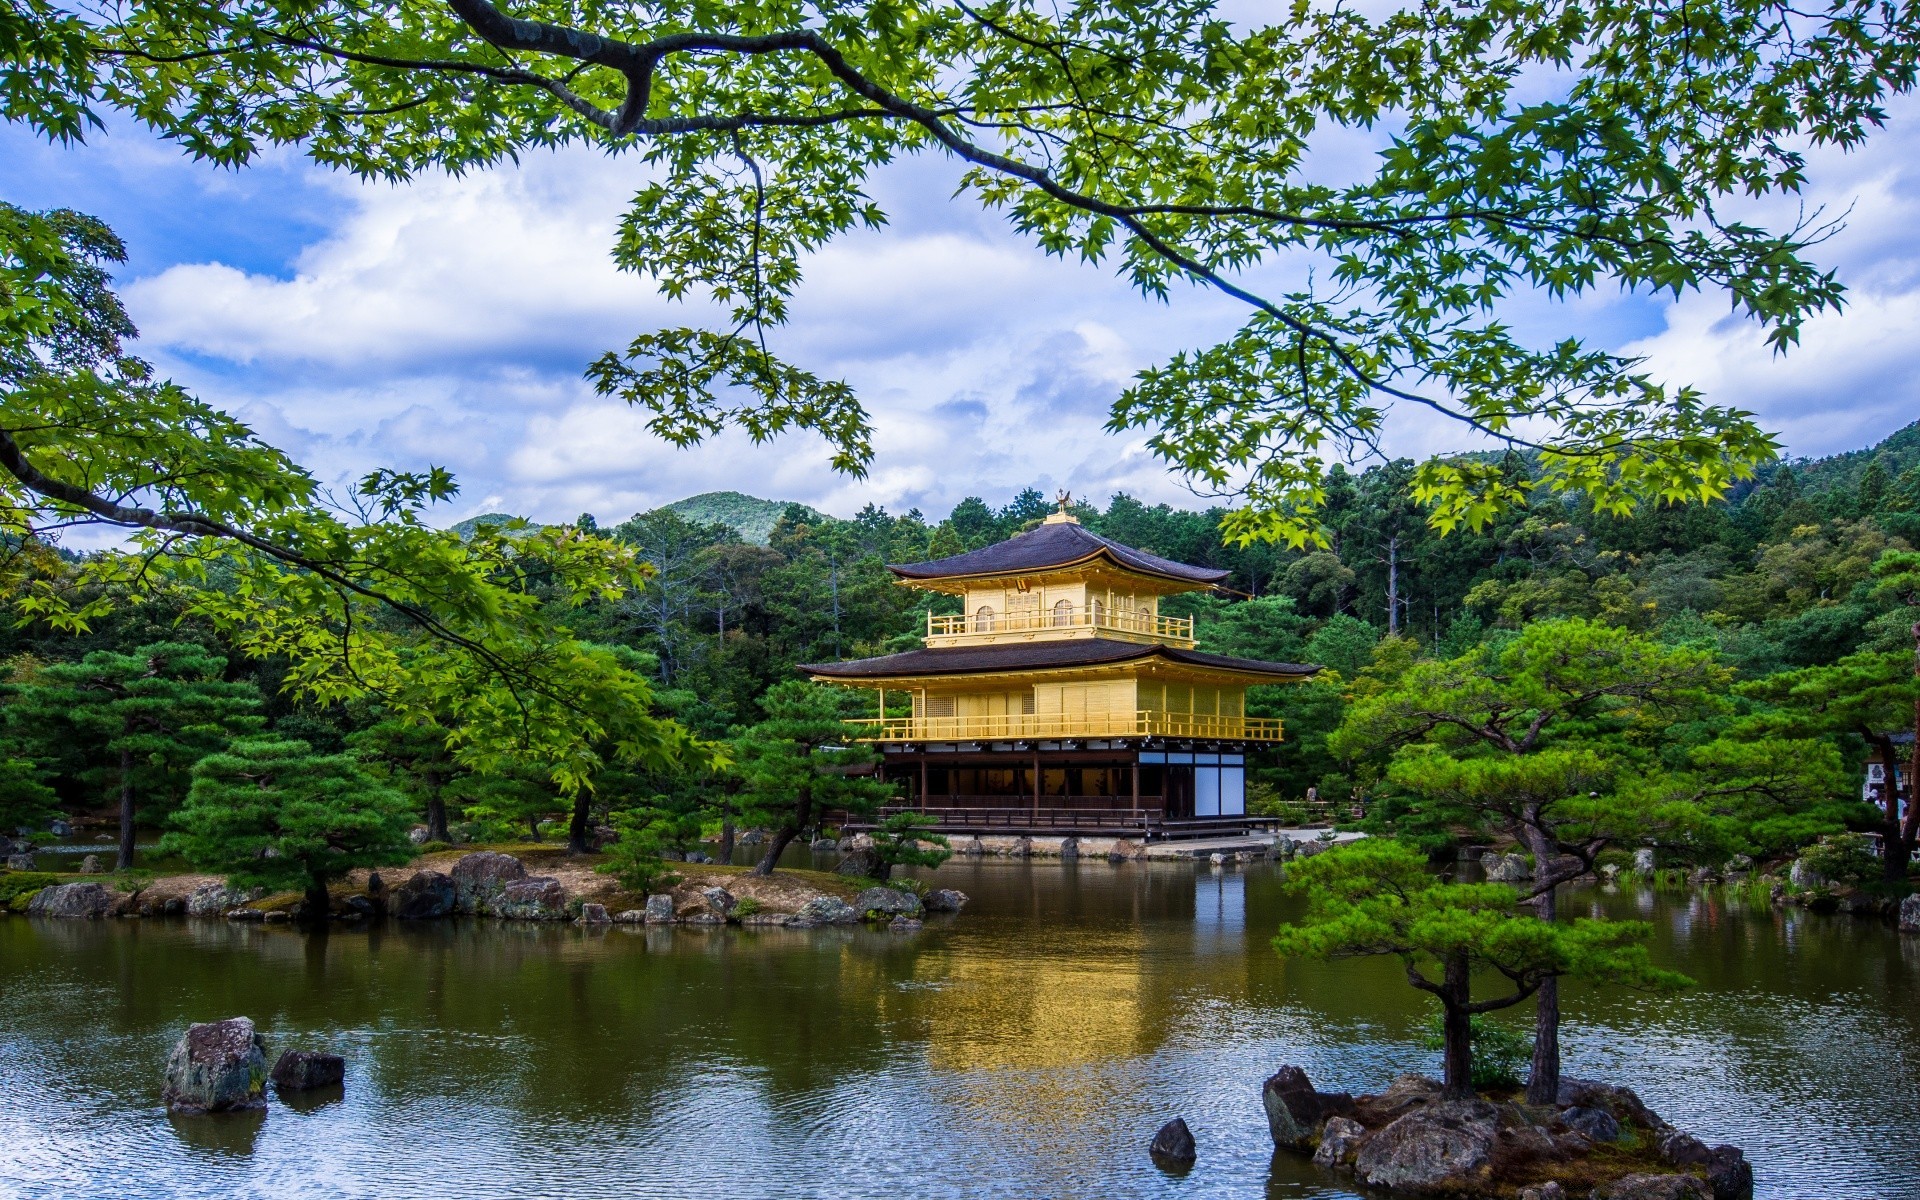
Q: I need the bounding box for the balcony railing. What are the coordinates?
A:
[927,606,1193,642]
[851,711,1283,743]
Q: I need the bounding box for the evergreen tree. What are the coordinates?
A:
[733,682,898,875]
[348,714,461,844]
[1274,840,1685,1098]
[4,642,262,868]
[163,737,415,920]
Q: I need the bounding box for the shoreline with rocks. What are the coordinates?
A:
[1,844,966,931]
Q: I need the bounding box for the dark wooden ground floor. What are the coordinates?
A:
[858,741,1272,839]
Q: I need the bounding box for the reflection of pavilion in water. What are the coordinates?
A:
[901,868,1252,1074]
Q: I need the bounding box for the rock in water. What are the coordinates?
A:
[790,896,859,926]
[577,903,611,925]
[78,854,102,875]
[163,1018,268,1112]
[448,851,527,913]
[1633,847,1656,873]
[1149,1117,1196,1166]
[1899,893,1920,934]
[493,876,569,920]
[185,883,263,917]
[391,871,456,920]
[699,887,736,917]
[1262,1066,1357,1151]
[270,1050,344,1092]
[922,888,969,913]
[888,916,923,932]
[1313,1116,1369,1168]
[1059,837,1080,860]
[1352,1099,1499,1194]
[1481,851,1533,882]
[5,853,34,871]
[26,881,116,918]
[854,887,922,919]
[643,894,676,924]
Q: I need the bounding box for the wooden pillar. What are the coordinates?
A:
[1132,757,1140,816]
[1033,749,1041,822]
[920,757,929,814]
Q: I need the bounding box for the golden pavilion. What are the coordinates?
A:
[801,502,1318,837]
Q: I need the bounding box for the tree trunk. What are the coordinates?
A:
[1521,817,1562,1104]
[1386,535,1400,636]
[116,746,136,871]
[1528,976,1561,1104]
[1870,729,1909,883]
[568,792,591,855]
[753,788,812,876]
[424,771,450,844]
[1440,952,1475,1099]
[528,814,541,841]
[717,819,736,865]
[304,877,331,924]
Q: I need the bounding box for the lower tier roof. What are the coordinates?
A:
[800,638,1318,682]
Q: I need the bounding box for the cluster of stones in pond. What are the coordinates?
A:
[1262,1065,1753,1200]
[161,1016,344,1114]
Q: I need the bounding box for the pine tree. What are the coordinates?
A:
[4,642,263,868]
[1273,840,1686,1098]
[733,681,897,875]
[162,737,415,920]
[347,714,461,844]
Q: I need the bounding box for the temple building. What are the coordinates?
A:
[801,502,1318,838]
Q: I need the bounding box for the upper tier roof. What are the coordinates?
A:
[889,516,1229,586]
[801,638,1318,681]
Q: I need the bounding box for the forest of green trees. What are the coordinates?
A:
[5,422,1919,887]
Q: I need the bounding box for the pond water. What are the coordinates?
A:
[1,857,1916,1200]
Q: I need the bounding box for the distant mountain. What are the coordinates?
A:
[448,512,529,539]
[663,491,821,545]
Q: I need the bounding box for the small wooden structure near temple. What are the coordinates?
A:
[802,500,1318,838]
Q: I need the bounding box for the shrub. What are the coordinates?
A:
[731,896,763,920]
[1421,1012,1532,1091]
[1798,833,1880,888]
[0,871,60,909]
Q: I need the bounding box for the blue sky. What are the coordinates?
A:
[6,98,1920,531]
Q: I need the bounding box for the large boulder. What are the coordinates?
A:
[1787,855,1827,890]
[1262,1066,1357,1151]
[835,848,885,878]
[449,851,527,912]
[1655,1132,1752,1200]
[185,883,262,917]
[1480,851,1532,882]
[5,853,35,871]
[27,881,117,918]
[577,902,611,925]
[1313,1116,1370,1168]
[78,854,103,875]
[1561,1105,1622,1143]
[1633,847,1656,873]
[922,888,969,913]
[270,1049,345,1092]
[1593,1176,1711,1200]
[1148,1117,1196,1166]
[1558,1078,1667,1132]
[854,887,922,919]
[493,876,569,920]
[699,887,737,918]
[162,1017,268,1112]
[643,894,676,924]
[789,896,859,926]
[1899,893,1920,934]
[391,870,456,920]
[1351,1099,1499,1195]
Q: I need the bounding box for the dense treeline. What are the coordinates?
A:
[4,422,1918,879]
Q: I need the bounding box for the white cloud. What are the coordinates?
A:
[81,90,1920,532]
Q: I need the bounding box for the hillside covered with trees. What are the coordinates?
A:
[6,422,1919,875]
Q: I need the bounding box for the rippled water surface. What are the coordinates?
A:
[2,858,1916,1200]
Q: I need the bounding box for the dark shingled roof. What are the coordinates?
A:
[889,519,1229,585]
[801,638,1318,681]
